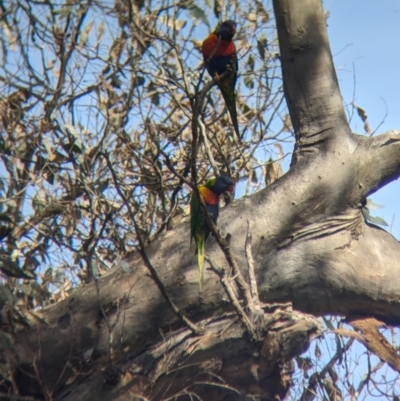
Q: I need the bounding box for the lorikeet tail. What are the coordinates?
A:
[197,236,205,291]
[220,86,240,139]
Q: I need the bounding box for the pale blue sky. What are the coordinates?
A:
[326,0,400,238]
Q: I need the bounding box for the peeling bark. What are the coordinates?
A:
[55,306,322,401]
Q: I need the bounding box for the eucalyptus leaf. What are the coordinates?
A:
[257,39,266,60]
[362,207,389,226]
[0,257,35,279]
[365,198,384,210]
[189,6,209,27]
[244,75,254,89]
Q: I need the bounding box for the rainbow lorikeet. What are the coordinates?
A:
[202,20,240,139]
[190,175,235,291]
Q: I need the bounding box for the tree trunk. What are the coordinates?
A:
[2,0,400,399]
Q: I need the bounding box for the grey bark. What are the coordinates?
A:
[2,0,400,400]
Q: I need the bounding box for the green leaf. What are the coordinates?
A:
[189,6,210,28]
[151,92,160,106]
[247,54,255,71]
[53,6,73,18]
[0,213,12,223]
[213,0,221,18]
[354,104,372,135]
[159,17,187,30]
[207,94,215,107]
[362,207,389,226]
[365,198,384,210]
[251,169,257,184]
[16,142,27,157]
[97,179,109,193]
[110,75,122,88]
[61,140,82,155]
[368,215,389,227]
[43,267,53,282]
[257,39,266,60]
[256,3,270,22]
[80,31,88,47]
[34,155,46,173]
[265,158,283,186]
[362,207,371,221]
[244,75,254,89]
[0,256,35,279]
[148,82,161,106]
[64,124,80,138]
[32,195,46,213]
[133,76,145,88]
[24,255,41,271]
[43,165,58,185]
[314,343,322,359]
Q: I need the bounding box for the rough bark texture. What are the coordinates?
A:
[2,0,400,399]
[55,305,321,401]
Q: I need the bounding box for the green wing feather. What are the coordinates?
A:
[218,54,239,139]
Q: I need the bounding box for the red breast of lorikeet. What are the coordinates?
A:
[202,20,240,139]
[190,175,235,291]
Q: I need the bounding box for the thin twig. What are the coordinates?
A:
[136,245,203,335]
[103,153,203,336]
[197,193,253,307]
[206,257,257,342]
[300,338,355,401]
[245,220,259,305]
[198,117,220,176]
[244,220,265,334]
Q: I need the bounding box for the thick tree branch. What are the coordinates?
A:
[273,0,351,152]
[259,221,400,322]
[362,130,400,196]
[51,306,323,400]
[4,184,400,395]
